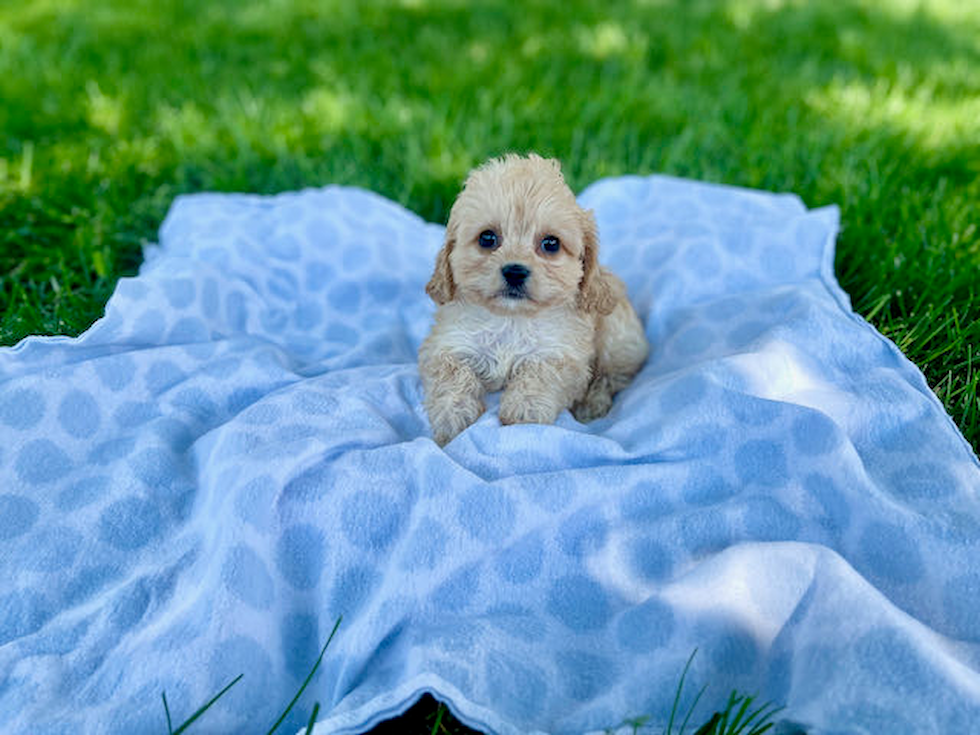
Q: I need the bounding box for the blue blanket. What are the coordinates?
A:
[1,175,979,735]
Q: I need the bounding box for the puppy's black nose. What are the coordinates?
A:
[501,263,530,287]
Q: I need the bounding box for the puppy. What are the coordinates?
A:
[419,153,649,446]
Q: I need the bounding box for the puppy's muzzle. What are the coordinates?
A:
[501,263,530,296]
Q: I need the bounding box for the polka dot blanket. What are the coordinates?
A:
[1,174,979,735]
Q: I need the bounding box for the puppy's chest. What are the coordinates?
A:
[443,309,592,390]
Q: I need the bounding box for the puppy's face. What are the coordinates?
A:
[427,154,606,316]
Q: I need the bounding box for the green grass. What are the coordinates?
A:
[1,0,978,732]
[161,616,341,735]
[167,641,786,735]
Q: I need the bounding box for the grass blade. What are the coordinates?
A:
[727,692,753,733]
[430,702,446,735]
[171,674,243,735]
[746,702,784,735]
[665,649,697,735]
[265,615,342,734]
[305,702,320,735]
[678,684,708,735]
[693,712,721,735]
[162,691,173,735]
[745,701,783,734]
[716,691,737,733]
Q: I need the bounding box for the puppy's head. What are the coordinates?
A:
[426,153,613,316]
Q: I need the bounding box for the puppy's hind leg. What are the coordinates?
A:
[572,372,624,422]
[572,301,649,423]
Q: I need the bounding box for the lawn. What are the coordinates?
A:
[1,0,978,731]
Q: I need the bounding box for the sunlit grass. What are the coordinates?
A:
[807,79,980,152]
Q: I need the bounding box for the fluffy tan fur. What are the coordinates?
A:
[419,153,649,446]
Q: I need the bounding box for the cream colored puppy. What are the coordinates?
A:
[419,153,649,446]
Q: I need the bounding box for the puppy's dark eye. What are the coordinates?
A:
[540,235,561,254]
[478,230,499,249]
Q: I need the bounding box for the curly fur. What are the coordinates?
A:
[419,153,649,446]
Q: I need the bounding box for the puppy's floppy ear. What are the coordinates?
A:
[426,221,456,305]
[577,209,616,316]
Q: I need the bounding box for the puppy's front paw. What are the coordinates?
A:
[429,394,485,446]
[499,391,561,427]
